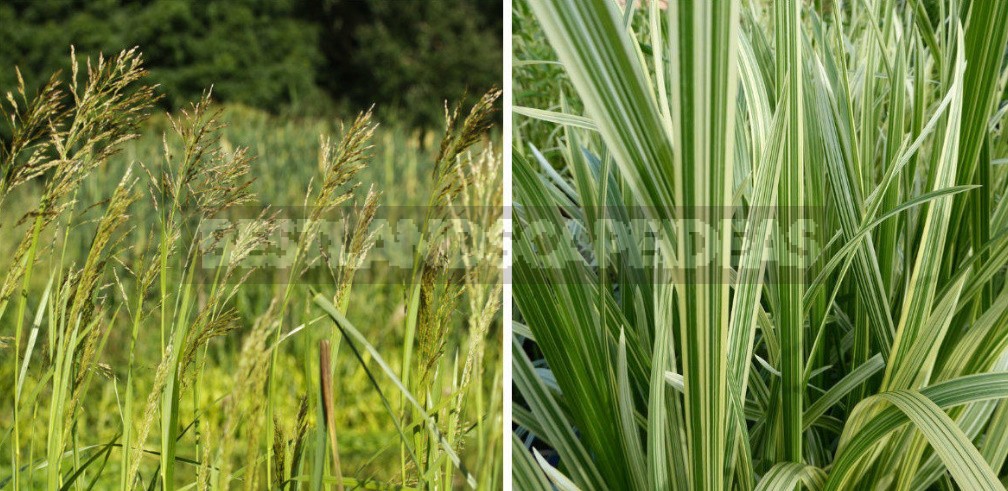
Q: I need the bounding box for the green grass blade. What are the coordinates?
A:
[803,354,884,431]
[754,462,827,491]
[512,338,606,491]
[879,391,1002,489]
[525,0,675,220]
[884,22,965,393]
[511,434,552,491]
[773,0,805,464]
[513,106,597,131]
[827,373,1008,488]
[312,294,476,489]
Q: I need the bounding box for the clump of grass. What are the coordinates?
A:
[315,89,504,489]
[216,108,378,491]
[446,146,504,487]
[1,48,157,491]
[1,50,502,490]
[513,0,1008,489]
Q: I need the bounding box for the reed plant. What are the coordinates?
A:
[1,49,502,490]
[513,0,1008,489]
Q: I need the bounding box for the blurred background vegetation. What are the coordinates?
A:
[0,0,502,129]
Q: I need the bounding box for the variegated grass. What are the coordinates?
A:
[513,0,1008,489]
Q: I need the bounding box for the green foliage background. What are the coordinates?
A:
[0,0,502,127]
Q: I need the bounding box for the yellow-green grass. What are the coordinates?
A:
[0,51,502,490]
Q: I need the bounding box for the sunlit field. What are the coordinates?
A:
[1,51,502,490]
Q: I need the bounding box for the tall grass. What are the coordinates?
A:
[1,50,502,490]
[512,0,1008,488]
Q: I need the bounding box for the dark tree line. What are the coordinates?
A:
[0,0,502,128]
